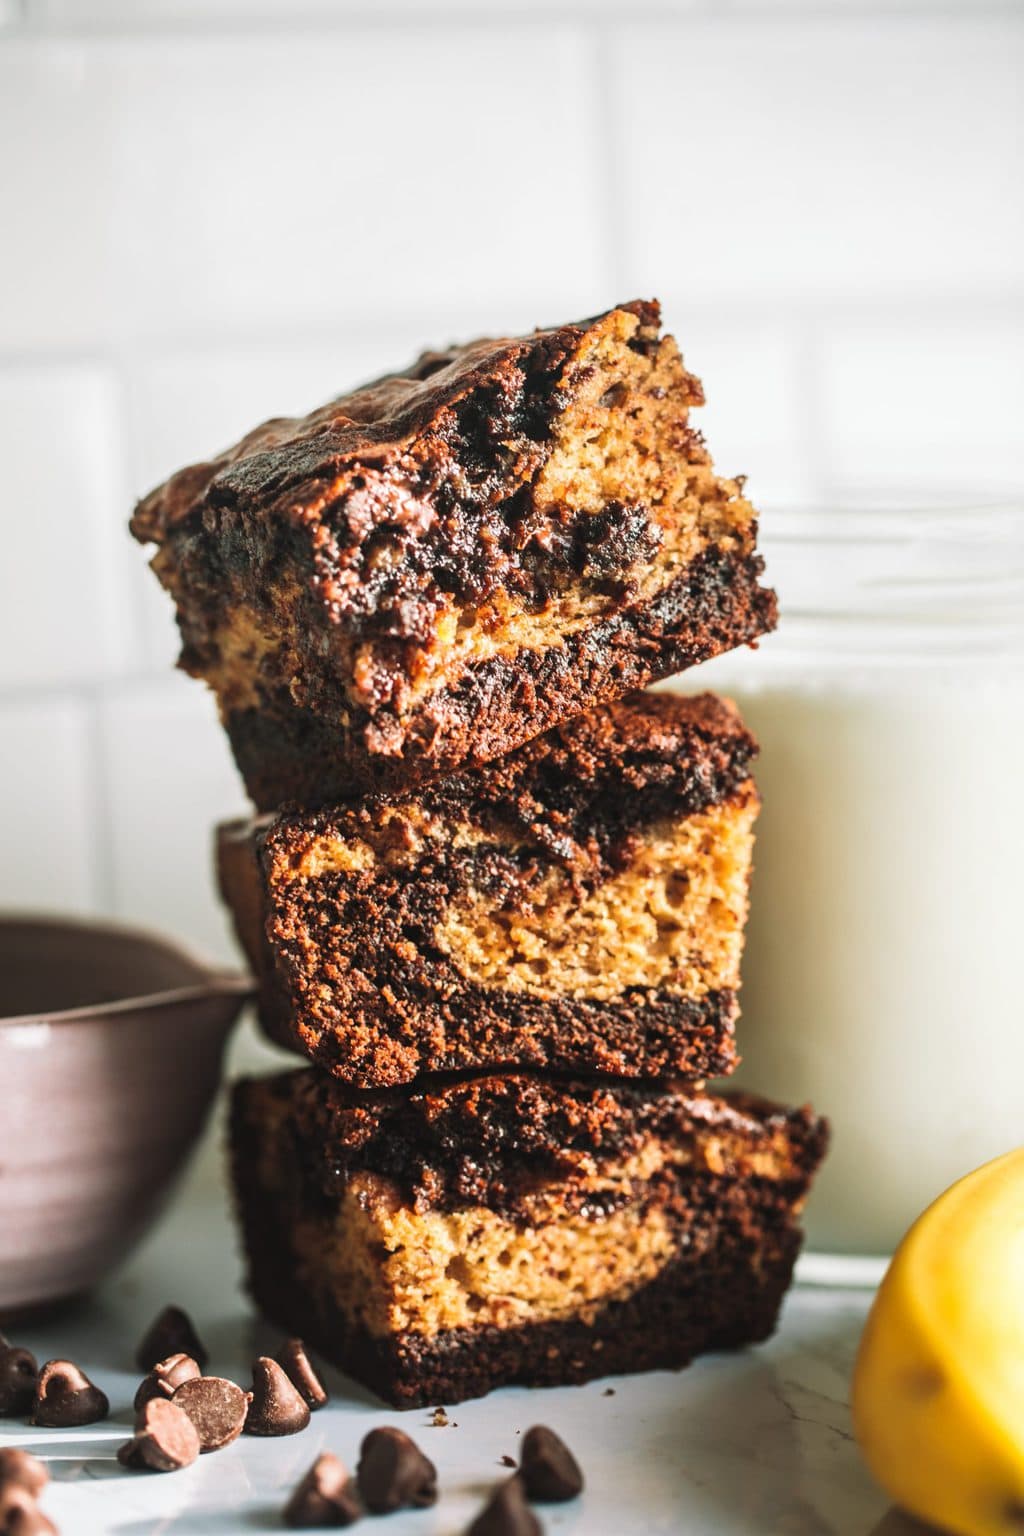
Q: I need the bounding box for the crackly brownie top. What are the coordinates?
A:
[131,299,669,547]
[239,1068,827,1214]
[259,690,758,875]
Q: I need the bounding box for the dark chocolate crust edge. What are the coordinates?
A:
[227,542,776,809]
[247,1067,828,1216]
[243,1237,801,1409]
[239,919,746,1094]
[279,984,740,1092]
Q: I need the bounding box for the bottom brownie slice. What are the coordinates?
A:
[229,1070,827,1408]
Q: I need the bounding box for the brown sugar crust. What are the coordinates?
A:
[219,692,759,1087]
[134,300,776,807]
[248,1068,828,1216]
[230,1071,827,1407]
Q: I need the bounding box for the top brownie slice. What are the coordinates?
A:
[132,299,776,808]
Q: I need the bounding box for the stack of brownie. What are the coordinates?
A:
[132,300,827,1408]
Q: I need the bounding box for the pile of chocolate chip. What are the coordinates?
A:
[0,1304,326,1531]
[283,1421,582,1532]
[0,1308,584,1533]
[121,1305,325,1470]
[1,1306,324,1472]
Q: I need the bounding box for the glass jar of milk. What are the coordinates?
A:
[665,496,1024,1257]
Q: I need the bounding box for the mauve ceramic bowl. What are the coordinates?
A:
[0,914,252,1318]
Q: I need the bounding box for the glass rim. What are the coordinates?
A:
[756,492,1024,640]
[729,612,1024,666]
[764,496,1023,546]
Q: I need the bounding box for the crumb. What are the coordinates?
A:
[603,1388,616,1396]
[500,1455,516,1468]
[430,1407,449,1427]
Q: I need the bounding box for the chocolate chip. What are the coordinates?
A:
[356,1427,437,1514]
[135,1306,208,1373]
[0,1450,47,1501]
[0,1450,51,1536]
[283,1453,361,1528]
[118,1397,200,1473]
[244,1358,310,1437]
[32,1361,108,1428]
[519,1426,583,1502]
[172,1376,248,1452]
[275,1339,328,1410]
[0,1349,38,1418]
[1,1486,58,1536]
[466,1477,541,1536]
[134,1353,202,1411]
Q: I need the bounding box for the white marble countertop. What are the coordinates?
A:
[2,1118,908,1536]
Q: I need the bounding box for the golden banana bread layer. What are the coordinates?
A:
[133,300,776,808]
[230,1069,827,1407]
[218,691,759,1088]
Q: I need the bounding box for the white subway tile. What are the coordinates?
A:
[818,314,1024,492]
[110,26,606,333]
[614,16,1024,301]
[0,698,96,913]
[0,364,127,685]
[0,41,117,348]
[98,675,249,966]
[1,28,607,348]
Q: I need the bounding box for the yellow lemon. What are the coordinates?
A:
[852,1147,1024,1536]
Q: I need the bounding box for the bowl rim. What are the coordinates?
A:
[0,910,253,1028]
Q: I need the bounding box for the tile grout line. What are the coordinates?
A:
[3,294,1023,370]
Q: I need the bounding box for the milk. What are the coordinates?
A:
[664,498,1024,1254]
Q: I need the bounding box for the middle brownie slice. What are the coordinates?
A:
[219,690,759,1088]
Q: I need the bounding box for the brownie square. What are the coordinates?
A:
[230,1068,827,1407]
[218,691,759,1088]
[134,300,776,808]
